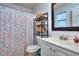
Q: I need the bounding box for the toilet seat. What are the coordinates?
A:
[26,45,40,53]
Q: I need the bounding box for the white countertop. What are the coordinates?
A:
[41,37,79,54]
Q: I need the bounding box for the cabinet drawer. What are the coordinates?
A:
[51,49,66,56]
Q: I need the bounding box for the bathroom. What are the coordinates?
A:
[0,3,79,56]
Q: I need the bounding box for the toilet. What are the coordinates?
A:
[26,45,40,56]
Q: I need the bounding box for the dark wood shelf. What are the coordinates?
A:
[35,16,47,21]
[34,12,48,38]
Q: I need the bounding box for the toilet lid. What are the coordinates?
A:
[27,45,40,50]
[26,45,40,53]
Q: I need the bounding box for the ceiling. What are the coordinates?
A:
[14,3,38,10]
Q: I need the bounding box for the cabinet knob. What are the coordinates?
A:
[50,48,52,50]
[53,50,55,52]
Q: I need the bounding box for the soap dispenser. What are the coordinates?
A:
[74,36,79,43]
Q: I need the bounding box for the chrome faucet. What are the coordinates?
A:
[59,35,68,40]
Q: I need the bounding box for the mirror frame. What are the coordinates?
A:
[51,3,79,31]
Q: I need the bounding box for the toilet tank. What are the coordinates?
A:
[36,36,42,46]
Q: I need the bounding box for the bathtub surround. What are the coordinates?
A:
[0,5,35,56]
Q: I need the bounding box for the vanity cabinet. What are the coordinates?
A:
[40,40,79,56]
[40,41,65,56]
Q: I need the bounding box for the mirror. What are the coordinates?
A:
[52,3,79,31]
[55,11,67,27]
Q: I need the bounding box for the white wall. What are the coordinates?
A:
[32,3,79,38]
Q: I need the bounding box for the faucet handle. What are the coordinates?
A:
[59,35,63,40]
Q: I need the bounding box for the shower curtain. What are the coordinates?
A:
[0,5,35,56]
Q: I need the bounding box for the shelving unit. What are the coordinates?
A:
[34,12,48,39]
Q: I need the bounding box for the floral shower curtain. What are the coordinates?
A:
[0,5,35,56]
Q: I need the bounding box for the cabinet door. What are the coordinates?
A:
[51,45,79,56]
[55,46,78,56]
[41,44,51,56]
